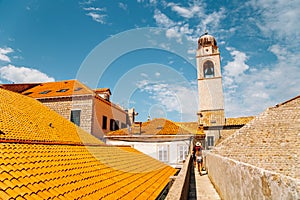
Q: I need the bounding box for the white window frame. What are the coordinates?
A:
[157,144,169,163]
[177,144,188,163]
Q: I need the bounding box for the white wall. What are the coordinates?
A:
[106,139,191,168]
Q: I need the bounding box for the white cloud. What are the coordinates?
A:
[268,44,288,61]
[140,73,148,78]
[155,72,160,77]
[0,64,55,83]
[80,0,95,5]
[118,3,128,11]
[223,45,300,117]
[167,2,202,19]
[187,49,196,55]
[223,47,250,78]
[83,7,104,11]
[219,1,300,117]
[166,27,182,43]
[201,7,226,31]
[152,3,226,47]
[86,12,106,24]
[153,9,175,28]
[0,47,14,62]
[249,0,300,42]
[136,80,198,121]
[164,24,194,43]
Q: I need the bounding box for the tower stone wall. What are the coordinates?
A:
[197,33,225,127]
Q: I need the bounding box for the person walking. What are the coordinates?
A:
[195,142,204,175]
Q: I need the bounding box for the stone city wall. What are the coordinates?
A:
[206,153,300,200]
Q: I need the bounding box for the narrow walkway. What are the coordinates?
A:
[188,165,197,199]
[194,168,221,200]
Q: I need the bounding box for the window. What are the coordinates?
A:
[102,116,107,129]
[203,60,215,78]
[116,120,119,130]
[70,110,81,126]
[177,144,188,163]
[56,88,69,93]
[39,90,51,94]
[74,87,83,91]
[110,119,114,131]
[157,145,169,162]
[110,119,117,131]
[23,92,33,95]
[109,119,120,131]
[121,123,126,129]
[207,136,214,147]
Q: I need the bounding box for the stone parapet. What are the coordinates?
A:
[166,154,193,200]
[206,153,300,200]
[213,96,300,179]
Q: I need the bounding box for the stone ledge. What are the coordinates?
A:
[166,154,193,200]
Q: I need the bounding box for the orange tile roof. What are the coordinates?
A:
[0,83,39,93]
[0,88,177,199]
[0,144,176,199]
[108,118,200,136]
[176,122,205,135]
[0,87,101,145]
[20,80,93,98]
[94,88,111,94]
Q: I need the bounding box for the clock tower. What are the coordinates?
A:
[196,32,225,128]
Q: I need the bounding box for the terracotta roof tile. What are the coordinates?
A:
[0,88,102,145]
[20,80,93,98]
[0,83,39,93]
[0,88,177,199]
[94,88,111,94]
[108,118,197,136]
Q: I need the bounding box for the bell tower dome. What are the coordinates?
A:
[196,32,225,127]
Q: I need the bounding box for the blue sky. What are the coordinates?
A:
[0,0,299,122]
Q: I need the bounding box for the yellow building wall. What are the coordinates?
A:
[92,96,127,138]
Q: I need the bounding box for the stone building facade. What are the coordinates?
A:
[195,33,253,148]
[1,80,129,139]
[196,32,225,127]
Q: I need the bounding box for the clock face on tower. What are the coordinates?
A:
[203,60,214,78]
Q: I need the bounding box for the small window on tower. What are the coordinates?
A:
[203,60,214,78]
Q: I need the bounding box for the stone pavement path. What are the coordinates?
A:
[194,168,221,200]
